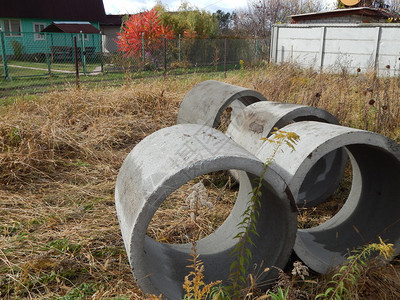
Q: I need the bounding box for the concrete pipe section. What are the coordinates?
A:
[226,101,346,207]
[177,80,266,128]
[256,121,400,274]
[115,124,297,299]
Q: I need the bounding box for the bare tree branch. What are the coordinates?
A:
[232,0,324,38]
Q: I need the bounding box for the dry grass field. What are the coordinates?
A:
[1,65,399,299]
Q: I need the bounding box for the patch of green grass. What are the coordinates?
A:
[92,246,125,259]
[0,72,126,98]
[0,94,41,107]
[44,238,82,255]
[0,96,16,106]
[7,60,100,73]
[1,219,44,240]
[0,63,241,99]
[0,263,92,299]
[6,66,48,77]
[65,159,91,168]
[58,283,96,300]
[0,222,23,237]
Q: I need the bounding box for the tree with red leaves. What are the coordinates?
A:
[116,9,174,57]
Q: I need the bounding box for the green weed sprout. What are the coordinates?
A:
[316,237,394,300]
[228,128,300,298]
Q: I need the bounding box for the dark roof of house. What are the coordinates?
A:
[42,22,101,33]
[100,14,123,26]
[291,7,396,23]
[0,0,106,22]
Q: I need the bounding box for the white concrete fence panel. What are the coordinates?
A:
[270,24,400,75]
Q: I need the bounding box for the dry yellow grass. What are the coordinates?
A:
[0,67,399,299]
[147,172,237,244]
[0,79,183,299]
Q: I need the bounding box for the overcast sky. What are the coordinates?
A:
[103,0,338,15]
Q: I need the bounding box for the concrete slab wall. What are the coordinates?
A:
[270,23,400,76]
[100,26,120,53]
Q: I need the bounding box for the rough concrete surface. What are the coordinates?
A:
[226,101,345,207]
[256,121,400,273]
[177,80,266,128]
[115,124,297,299]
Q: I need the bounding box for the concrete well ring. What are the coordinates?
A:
[115,124,297,299]
[256,121,400,273]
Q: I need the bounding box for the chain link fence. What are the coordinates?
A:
[0,31,269,98]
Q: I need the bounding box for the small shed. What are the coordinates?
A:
[42,21,101,33]
[42,22,100,62]
[291,7,396,24]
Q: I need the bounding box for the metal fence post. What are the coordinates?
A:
[224,38,227,78]
[73,36,80,88]
[163,36,167,78]
[44,32,52,77]
[373,26,382,72]
[142,32,145,70]
[0,30,10,80]
[80,31,87,75]
[178,34,181,62]
[319,26,326,72]
[99,31,104,73]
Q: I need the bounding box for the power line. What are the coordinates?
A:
[202,0,225,9]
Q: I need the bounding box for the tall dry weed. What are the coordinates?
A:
[225,64,400,142]
[0,82,180,187]
[0,80,184,298]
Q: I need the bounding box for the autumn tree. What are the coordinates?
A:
[160,2,219,38]
[116,8,174,57]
